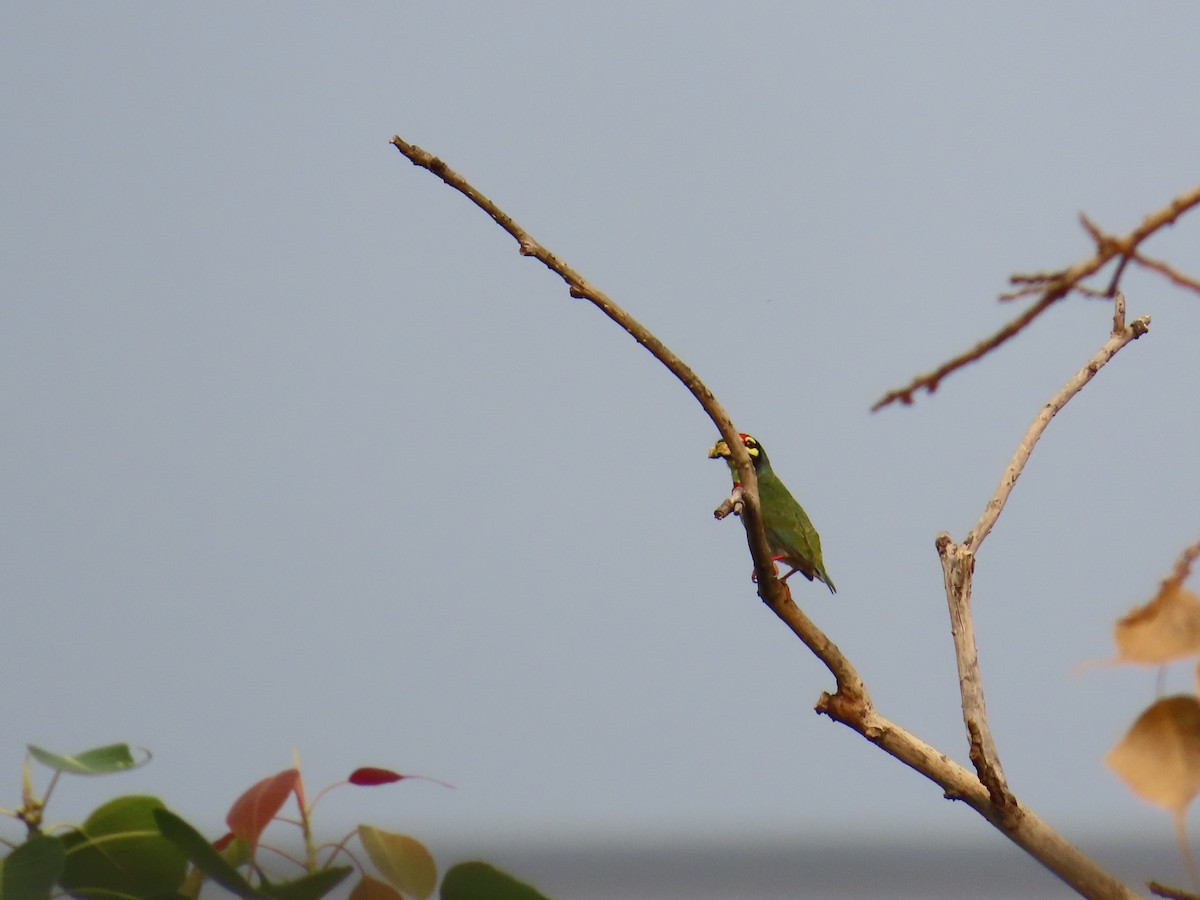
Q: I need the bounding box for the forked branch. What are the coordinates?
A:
[936,293,1150,821]
[390,134,1139,898]
[874,183,1199,411]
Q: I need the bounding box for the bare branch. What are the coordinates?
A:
[966,298,1151,552]
[1149,880,1200,900]
[870,294,1058,411]
[914,294,1148,841]
[391,134,1140,898]
[824,698,1139,899]
[935,532,1014,813]
[874,183,1200,412]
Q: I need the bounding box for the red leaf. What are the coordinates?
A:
[212,831,236,852]
[226,768,301,849]
[349,767,405,786]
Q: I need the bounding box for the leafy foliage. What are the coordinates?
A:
[1102,545,1200,885]
[1111,584,1200,665]
[0,743,550,900]
[0,834,66,899]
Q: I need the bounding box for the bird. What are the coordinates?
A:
[708,433,836,594]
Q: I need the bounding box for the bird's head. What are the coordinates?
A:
[708,432,766,469]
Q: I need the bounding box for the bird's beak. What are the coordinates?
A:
[708,440,731,459]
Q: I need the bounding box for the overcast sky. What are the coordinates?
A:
[3,3,1200,896]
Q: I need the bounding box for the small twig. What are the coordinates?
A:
[1149,880,1200,900]
[870,294,1059,410]
[714,487,744,520]
[1134,251,1200,293]
[1076,283,1116,299]
[875,183,1200,411]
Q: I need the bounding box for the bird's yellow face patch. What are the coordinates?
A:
[707,433,760,459]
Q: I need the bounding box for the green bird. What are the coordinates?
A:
[708,433,836,594]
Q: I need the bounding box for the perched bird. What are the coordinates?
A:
[708,433,836,594]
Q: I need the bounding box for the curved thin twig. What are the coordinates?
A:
[1135,251,1200,293]
[870,293,1059,410]
[965,301,1150,552]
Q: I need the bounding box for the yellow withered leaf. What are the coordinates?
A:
[1113,585,1200,665]
[1106,696,1200,812]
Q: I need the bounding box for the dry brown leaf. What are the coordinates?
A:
[1107,696,1200,812]
[1113,585,1200,665]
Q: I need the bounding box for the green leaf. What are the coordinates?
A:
[258,866,352,900]
[153,809,261,898]
[357,826,436,900]
[58,795,187,899]
[440,862,551,900]
[1,835,66,900]
[27,743,147,776]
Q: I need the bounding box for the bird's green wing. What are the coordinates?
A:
[758,468,836,593]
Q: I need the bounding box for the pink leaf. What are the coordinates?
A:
[349,767,405,786]
[226,768,301,849]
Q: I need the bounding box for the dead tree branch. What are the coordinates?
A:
[931,293,1151,822]
[874,183,1200,411]
[390,134,1140,898]
[966,296,1151,553]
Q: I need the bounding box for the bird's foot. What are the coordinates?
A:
[750,556,786,583]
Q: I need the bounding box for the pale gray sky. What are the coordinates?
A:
[3,3,1199,897]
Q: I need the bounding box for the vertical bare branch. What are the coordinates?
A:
[935,533,1014,812]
